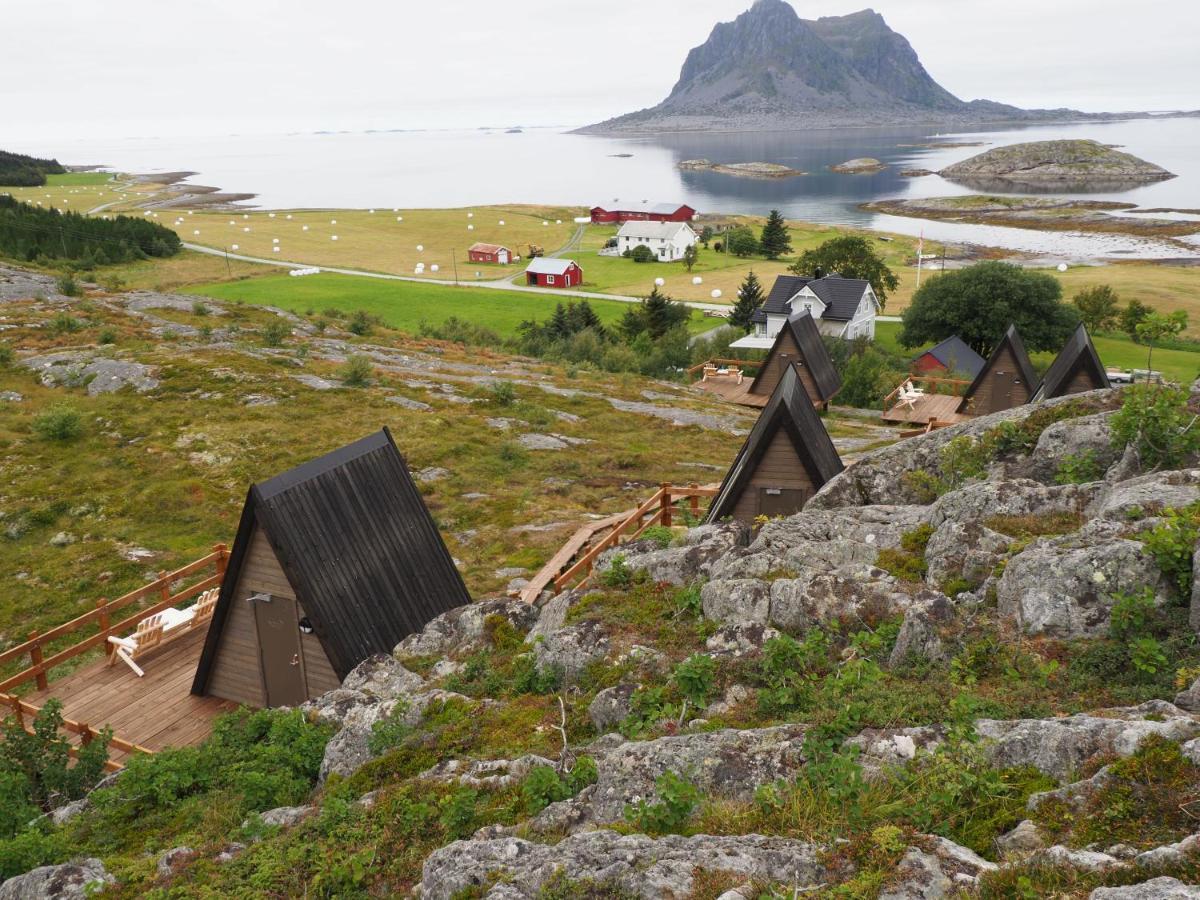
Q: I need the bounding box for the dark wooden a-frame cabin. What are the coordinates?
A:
[706,365,844,524]
[747,312,842,409]
[192,428,469,708]
[1033,323,1110,401]
[957,324,1040,417]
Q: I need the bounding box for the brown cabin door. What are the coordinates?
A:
[757,487,809,519]
[252,594,306,707]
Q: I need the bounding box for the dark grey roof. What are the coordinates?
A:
[761,273,871,322]
[919,335,986,377]
[805,274,873,321]
[193,429,470,689]
[705,365,844,523]
[748,311,842,401]
[958,324,1040,412]
[1035,323,1110,400]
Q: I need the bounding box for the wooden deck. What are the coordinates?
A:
[23,628,237,763]
[881,392,972,427]
[694,376,768,408]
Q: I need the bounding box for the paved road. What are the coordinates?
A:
[182,242,731,313]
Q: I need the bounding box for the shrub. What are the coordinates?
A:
[601,555,632,589]
[96,328,117,345]
[1140,504,1200,598]
[624,244,655,263]
[1055,450,1106,484]
[32,404,83,442]
[640,525,673,549]
[490,381,517,406]
[347,309,377,336]
[48,312,82,335]
[673,653,716,718]
[54,274,80,297]
[1111,384,1200,470]
[624,770,700,834]
[261,319,290,347]
[339,354,373,387]
[0,343,12,365]
[521,757,598,816]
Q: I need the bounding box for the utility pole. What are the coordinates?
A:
[224,247,231,278]
[451,248,459,286]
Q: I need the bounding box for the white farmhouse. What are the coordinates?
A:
[730,274,881,347]
[615,220,697,262]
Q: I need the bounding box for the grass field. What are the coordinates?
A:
[875,320,1200,385]
[185,272,712,337]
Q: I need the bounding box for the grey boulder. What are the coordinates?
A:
[0,859,114,899]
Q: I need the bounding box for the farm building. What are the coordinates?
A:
[705,365,844,524]
[731,274,881,346]
[590,201,697,224]
[912,336,985,378]
[957,325,1040,417]
[468,242,514,264]
[1033,323,1110,401]
[191,429,470,708]
[525,257,583,288]
[615,221,698,261]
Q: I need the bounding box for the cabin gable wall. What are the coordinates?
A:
[968,345,1032,416]
[730,428,816,522]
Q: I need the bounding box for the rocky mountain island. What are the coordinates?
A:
[940,139,1177,193]
[580,0,1172,134]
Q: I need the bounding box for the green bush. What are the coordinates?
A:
[673,653,716,714]
[1111,384,1200,470]
[261,319,290,347]
[624,770,700,834]
[48,312,82,335]
[1140,504,1200,598]
[640,525,673,549]
[339,354,373,387]
[96,328,117,345]
[623,244,655,263]
[191,300,210,317]
[32,404,83,442]
[489,381,517,406]
[521,757,598,815]
[0,342,12,366]
[600,554,632,589]
[54,274,80,297]
[347,309,377,336]
[1055,450,1105,484]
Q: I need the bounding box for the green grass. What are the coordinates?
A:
[45,172,113,186]
[875,321,1200,385]
[183,273,711,337]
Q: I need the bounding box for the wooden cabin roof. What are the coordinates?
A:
[706,365,844,523]
[747,311,842,402]
[1034,323,1110,400]
[959,324,1040,411]
[193,428,469,690]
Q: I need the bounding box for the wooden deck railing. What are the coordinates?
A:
[528,482,718,596]
[687,358,759,378]
[1,695,153,771]
[0,544,228,695]
[882,375,972,410]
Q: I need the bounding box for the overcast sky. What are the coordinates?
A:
[4,0,1197,141]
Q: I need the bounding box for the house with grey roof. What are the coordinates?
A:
[615,220,697,261]
[730,273,881,349]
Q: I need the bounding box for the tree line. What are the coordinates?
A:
[0,196,182,265]
[0,149,65,187]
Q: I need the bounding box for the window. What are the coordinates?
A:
[546,275,555,285]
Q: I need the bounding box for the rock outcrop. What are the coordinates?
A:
[0,859,114,899]
[941,139,1175,191]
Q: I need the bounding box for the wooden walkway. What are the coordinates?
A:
[694,376,768,408]
[881,393,971,427]
[23,628,236,763]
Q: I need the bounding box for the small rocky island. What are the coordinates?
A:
[830,157,887,174]
[678,159,806,178]
[940,139,1175,192]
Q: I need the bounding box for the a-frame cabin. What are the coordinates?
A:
[1033,323,1110,401]
[192,428,470,708]
[746,311,842,409]
[706,365,844,524]
[957,324,1040,417]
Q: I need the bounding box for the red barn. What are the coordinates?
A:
[468,242,513,264]
[525,257,582,288]
[590,201,697,224]
[911,335,985,379]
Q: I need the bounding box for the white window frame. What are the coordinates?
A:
[546,275,555,285]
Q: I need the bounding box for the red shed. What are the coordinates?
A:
[468,242,513,264]
[525,257,582,288]
[590,201,697,224]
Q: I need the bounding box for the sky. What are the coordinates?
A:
[3,0,1197,142]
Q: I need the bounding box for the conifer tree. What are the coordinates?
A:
[729,270,765,333]
[759,209,792,260]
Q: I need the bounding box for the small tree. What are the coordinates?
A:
[32,404,83,442]
[1111,383,1200,470]
[698,226,714,248]
[339,354,373,387]
[621,287,689,341]
[625,244,655,263]
[729,270,765,333]
[1119,299,1153,341]
[1136,310,1188,373]
[725,227,760,258]
[1072,285,1120,333]
[1,699,110,819]
[682,243,698,272]
[759,209,792,260]
[791,236,899,307]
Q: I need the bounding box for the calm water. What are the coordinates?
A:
[11,117,1200,260]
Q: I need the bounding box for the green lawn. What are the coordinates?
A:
[875,320,1200,385]
[46,172,113,185]
[185,272,710,337]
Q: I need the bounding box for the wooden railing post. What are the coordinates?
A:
[157,570,170,605]
[213,543,228,578]
[7,695,23,729]
[660,482,672,528]
[689,483,700,520]
[98,599,112,658]
[79,724,92,747]
[28,631,48,691]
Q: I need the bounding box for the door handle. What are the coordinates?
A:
[290,654,300,667]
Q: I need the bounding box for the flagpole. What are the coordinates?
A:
[915,230,924,290]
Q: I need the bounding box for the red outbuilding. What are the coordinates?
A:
[525,257,582,288]
[590,201,697,224]
[467,242,513,264]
